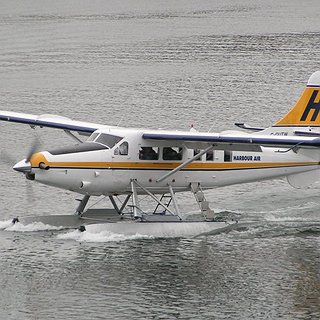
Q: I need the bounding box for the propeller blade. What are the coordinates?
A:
[26,138,42,162]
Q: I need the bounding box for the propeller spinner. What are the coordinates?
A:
[12,138,42,178]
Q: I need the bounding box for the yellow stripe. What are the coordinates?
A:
[31,160,318,170]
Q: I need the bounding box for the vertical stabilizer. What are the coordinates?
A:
[275,71,320,127]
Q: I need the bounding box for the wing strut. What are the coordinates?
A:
[156,145,214,183]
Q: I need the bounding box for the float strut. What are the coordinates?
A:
[109,194,131,215]
[133,180,178,217]
[75,195,90,216]
[168,184,180,216]
[130,180,142,219]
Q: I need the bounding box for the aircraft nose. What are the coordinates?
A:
[13,159,32,173]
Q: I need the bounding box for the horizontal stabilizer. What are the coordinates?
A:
[234,123,264,132]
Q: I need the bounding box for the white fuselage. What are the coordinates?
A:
[27,127,320,196]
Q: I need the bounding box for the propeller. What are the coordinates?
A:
[26,138,42,162]
[1,137,43,209]
[11,137,43,174]
[1,137,43,167]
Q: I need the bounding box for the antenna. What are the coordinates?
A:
[117,115,124,127]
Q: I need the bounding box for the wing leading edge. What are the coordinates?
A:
[0,111,106,135]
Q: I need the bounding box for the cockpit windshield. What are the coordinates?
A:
[87,132,123,149]
[87,132,99,142]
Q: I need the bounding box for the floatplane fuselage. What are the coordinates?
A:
[2,71,320,233]
[13,127,320,196]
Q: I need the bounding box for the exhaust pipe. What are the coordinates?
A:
[39,162,50,170]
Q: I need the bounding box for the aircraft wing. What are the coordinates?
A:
[143,131,320,151]
[0,111,106,135]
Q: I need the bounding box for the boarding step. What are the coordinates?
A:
[190,182,215,221]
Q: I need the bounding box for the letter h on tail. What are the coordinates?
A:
[300,90,320,122]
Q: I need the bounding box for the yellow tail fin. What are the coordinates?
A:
[276,71,320,127]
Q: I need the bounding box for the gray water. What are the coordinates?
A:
[1,0,320,319]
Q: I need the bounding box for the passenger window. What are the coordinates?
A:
[193,149,202,161]
[163,147,183,161]
[139,147,159,160]
[114,141,128,156]
[224,150,232,162]
[206,150,214,161]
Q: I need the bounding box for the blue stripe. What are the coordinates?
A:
[306,85,320,88]
[0,115,97,133]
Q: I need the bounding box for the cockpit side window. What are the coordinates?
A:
[139,147,159,160]
[114,141,129,156]
[94,134,123,148]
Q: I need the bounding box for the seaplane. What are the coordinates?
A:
[1,71,320,237]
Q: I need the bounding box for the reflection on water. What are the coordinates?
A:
[289,242,320,318]
[1,224,320,319]
[0,0,320,318]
